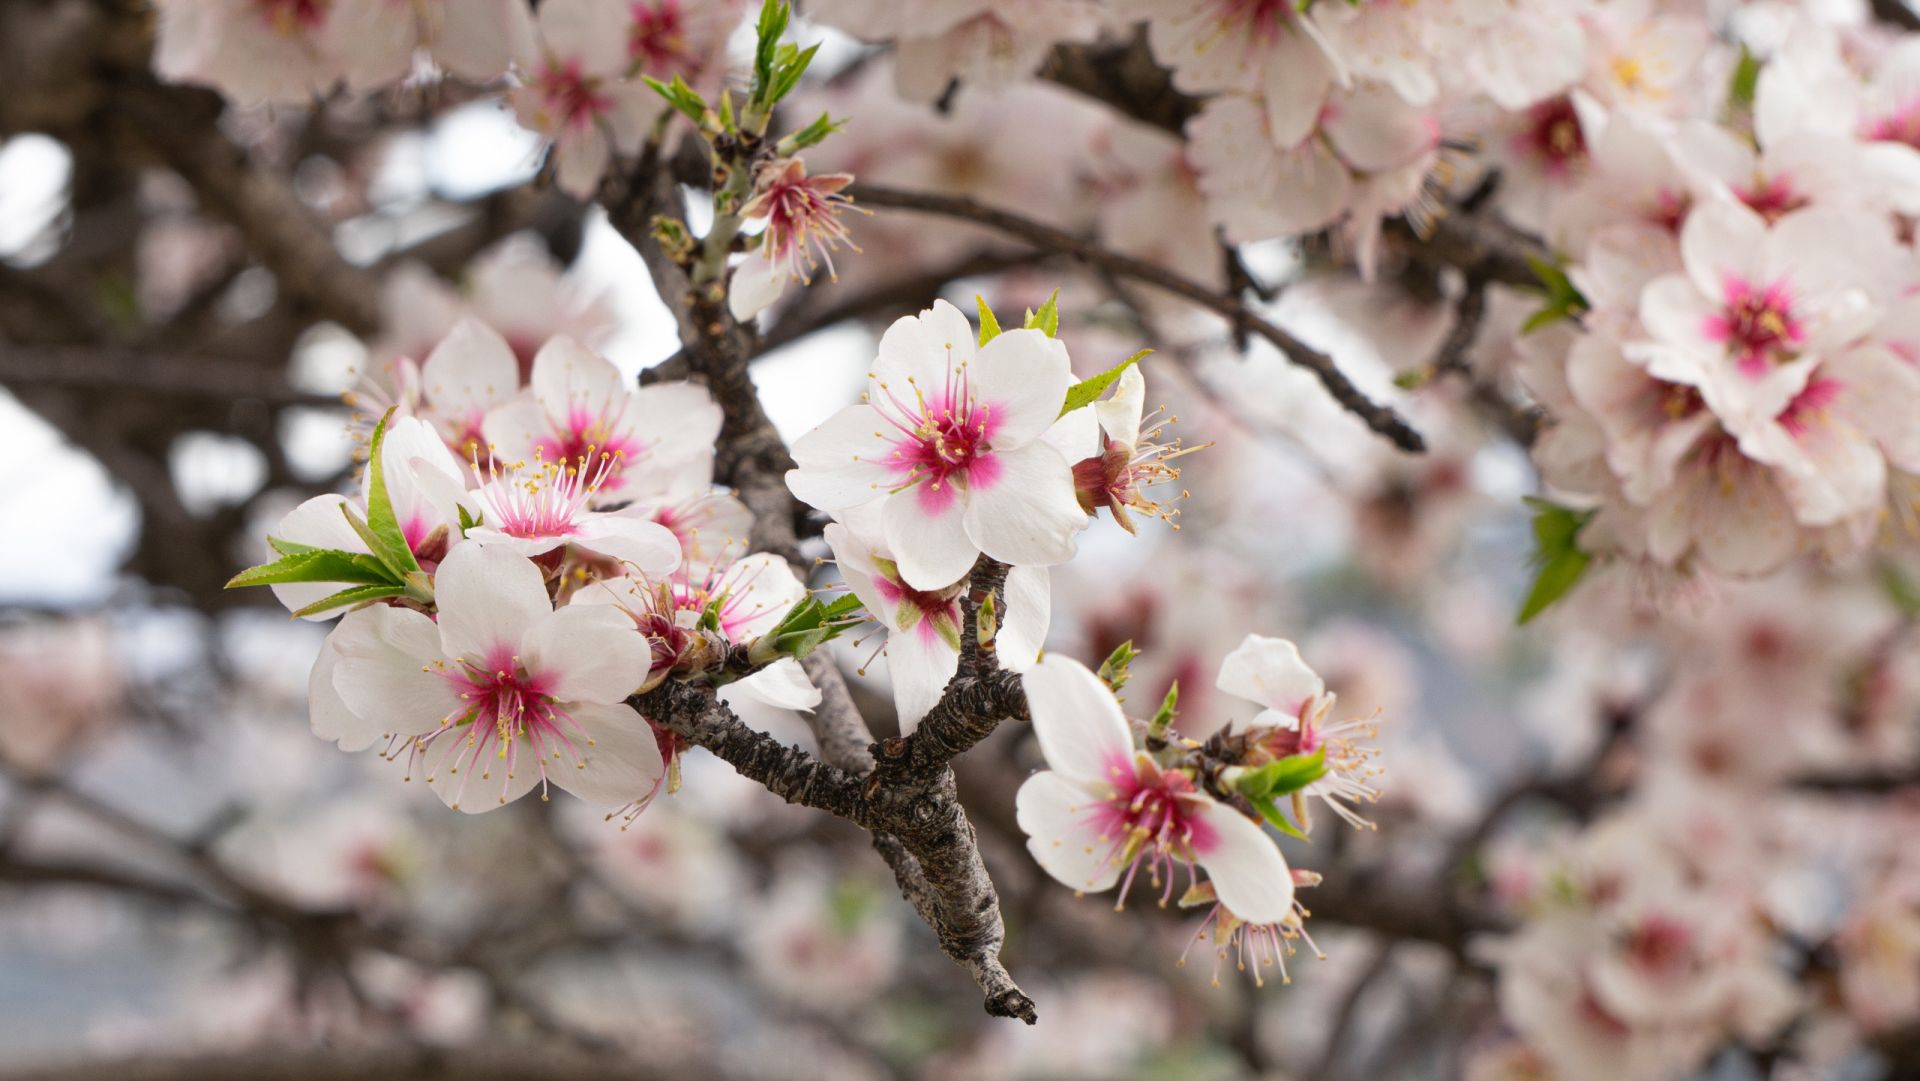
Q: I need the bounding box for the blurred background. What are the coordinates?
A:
[4,2,1920,1080]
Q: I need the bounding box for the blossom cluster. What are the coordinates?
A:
[153,0,743,197]
[255,320,819,814]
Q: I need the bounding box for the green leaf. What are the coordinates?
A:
[363,409,423,580]
[976,295,1002,346]
[1059,349,1150,418]
[767,42,820,104]
[643,75,709,126]
[1096,640,1136,694]
[779,111,843,154]
[753,0,789,94]
[1516,498,1596,625]
[1234,748,1329,800]
[1147,681,1179,740]
[1730,46,1761,111]
[290,584,407,619]
[1521,255,1589,334]
[226,548,400,590]
[1251,796,1310,841]
[762,592,868,662]
[1880,563,1920,619]
[1022,289,1061,338]
[457,505,482,535]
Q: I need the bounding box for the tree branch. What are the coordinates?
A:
[848,182,1427,452]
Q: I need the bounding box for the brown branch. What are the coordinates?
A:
[0,342,340,409]
[109,77,385,335]
[848,182,1427,452]
[1873,0,1920,32]
[604,149,1036,1021]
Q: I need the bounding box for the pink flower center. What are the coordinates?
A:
[1777,375,1844,437]
[536,403,644,482]
[1706,277,1803,375]
[473,452,620,541]
[872,359,1003,513]
[1086,763,1216,909]
[872,574,962,640]
[535,60,614,132]
[1218,0,1305,44]
[629,1,689,70]
[407,650,589,809]
[254,0,329,32]
[745,162,857,285]
[1866,98,1920,150]
[1515,97,1587,177]
[1738,175,1808,223]
[1624,914,1695,978]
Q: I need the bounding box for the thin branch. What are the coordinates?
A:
[848,182,1427,452]
[0,343,340,409]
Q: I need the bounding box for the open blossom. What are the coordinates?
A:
[509,0,664,199]
[1071,365,1203,534]
[1120,0,1347,149]
[728,158,863,321]
[270,416,466,620]
[825,504,1048,729]
[460,450,682,577]
[484,336,723,508]
[152,0,348,104]
[1013,655,1296,925]
[413,318,523,457]
[1630,200,1899,426]
[311,543,662,812]
[1215,634,1382,830]
[786,300,1089,589]
[1188,89,1439,251]
[576,552,821,712]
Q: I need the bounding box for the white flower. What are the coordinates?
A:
[1013,655,1295,924]
[484,337,723,508]
[786,300,1088,589]
[314,544,662,812]
[825,503,1048,730]
[269,416,466,620]
[1216,634,1382,831]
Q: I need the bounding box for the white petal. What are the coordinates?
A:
[731,657,822,712]
[480,396,551,462]
[883,481,980,591]
[424,737,543,813]
[873,299,978,391]
[530,334,625,420]
[1191,799,1296,926]
[728,254,787,321]
[1095,364,1147,446]
[1215,635,1325,720]
[433,543,552,663]
[887,622,959,734]
[970,329,1075,448]
[1261,29,1335,148]
[1024,654,1134,786]
[550,701,666,808]
[421,318,519,434]
[786,404,896,512]
[522,604,651,704]
[573,515,682,577]
[329,606,463,735]
[308,629,382,751]
[960,442,1084,570]
[1015,771,1124,894]
[997,565,1050,670]
[1680,200,1766,303]
[270,494,369,621]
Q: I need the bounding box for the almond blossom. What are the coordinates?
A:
[1214,634,1382,830]
[1630,200,1899,426]
[269,416,466,620]
[1071,365,1205,534]
[824,504,1048,729]
[459,449,683,579]
[786,300,1088,589]
[152,0,348,104]
[728,158,863,321]
[509,0,665,198]
[313,543,663,812]
[1013,655,1297,925]
[484,336,724,508]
